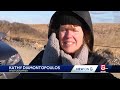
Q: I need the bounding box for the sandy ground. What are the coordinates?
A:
[7,42,40,65]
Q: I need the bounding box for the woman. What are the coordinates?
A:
[17,11,117,79]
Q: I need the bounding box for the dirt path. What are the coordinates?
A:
[14,46,39,65]
[7,42,40,65]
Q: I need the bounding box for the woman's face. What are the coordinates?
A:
[59,24,84,54]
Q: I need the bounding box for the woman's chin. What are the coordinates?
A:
[63,49,75,54]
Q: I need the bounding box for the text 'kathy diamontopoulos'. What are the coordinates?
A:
[8,66,61,72]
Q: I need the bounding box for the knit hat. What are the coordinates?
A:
[51,12,83,29]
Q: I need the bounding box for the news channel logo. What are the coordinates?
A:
[100,65,108,72]
[71,65,98,73]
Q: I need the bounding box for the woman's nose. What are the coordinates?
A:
[65,30,73,38]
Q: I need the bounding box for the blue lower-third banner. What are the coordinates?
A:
[0,65,120,73]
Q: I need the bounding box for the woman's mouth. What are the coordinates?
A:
[64,41,75,46]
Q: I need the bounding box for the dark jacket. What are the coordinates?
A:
[16,50,118,79]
